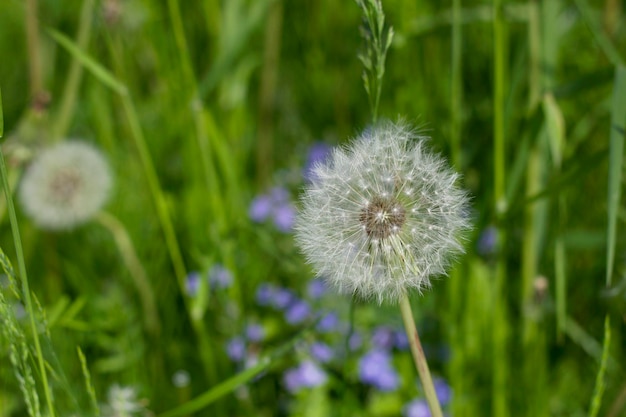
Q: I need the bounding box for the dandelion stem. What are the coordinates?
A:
[399,293,443,417]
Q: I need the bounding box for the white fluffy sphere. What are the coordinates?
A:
[19,141,113,230]
[295,122,470,303]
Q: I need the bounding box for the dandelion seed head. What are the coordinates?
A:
[295,122,470,303]
[19,141,112,230]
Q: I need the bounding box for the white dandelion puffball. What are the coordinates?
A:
[295,122,470,303]
[19,141,112,230]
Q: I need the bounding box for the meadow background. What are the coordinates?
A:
[1,0,625,416]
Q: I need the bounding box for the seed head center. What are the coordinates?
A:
[360,196,406,240]
[48,169,83,204]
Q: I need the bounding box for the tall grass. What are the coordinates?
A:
[1,1,625,416]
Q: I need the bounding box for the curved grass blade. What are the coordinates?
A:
[158,329,306,417]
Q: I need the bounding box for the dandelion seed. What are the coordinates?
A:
[295,122,470,303]
[19,141,112,230]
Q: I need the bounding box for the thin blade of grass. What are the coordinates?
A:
[157,330,305,417]
[0,144,55,415]
[573,0,624,66]
[588,316,611,417]
[77,347,100,417]
[0,87,3,138]
[47,28,127,96]
[606,65,626,286]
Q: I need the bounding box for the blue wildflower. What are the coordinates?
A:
[245,323,265,342]
[307,278,327,299]
[284,360,327,393]
[185,272,201,296]
[358,349,400,391]
[372,326,395,350]
[403,399,431,417]
[309,342,334,363]
[477,225,498,256]
[303,142,332,182]
[285,300,311,324]
[226,337,246,362]
[316,311,340,333]
[209,264,233,289]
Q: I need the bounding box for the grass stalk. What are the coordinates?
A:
[399,294,443,417]
[256,0,283,187]
[25,0,43,100]
[450,0,462,169]
[51,0,96,140]
[0,89,56,417]
[492,0,509,415]
[96,211,161,336]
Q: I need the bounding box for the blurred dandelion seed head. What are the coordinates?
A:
[295,121,470,303]
[19,141,112,230]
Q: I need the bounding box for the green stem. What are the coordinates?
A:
[52,0,96,140]
[25,0,44,99]
[399,294,443,417]
[96,211,160,336]
[119,94,188,290]
[492,0,509,415]
[450,0,462,169]
[0,136,56,416]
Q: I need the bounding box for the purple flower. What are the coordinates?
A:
[209,264,233,289]
[403,399,430,417]
[249,195,273,222]
[256,283,275,306]
[434,378,452,405]
[285,300,311,324]
[316,312,339,333]
[245,324,265,342]
[358,349,400,391]
[249,186,295,232]
[372,326,395,350]
[185,272,201,296]
[304,142,332,181]
[284,360,327,393]
[273,203,296,232]
[394,330,409,350]
[310,342,334,363]
[348,332,363,351]
[272,288,295,310]
[477,225,498,256]
[307,278,327,299]
[226,337,246,362]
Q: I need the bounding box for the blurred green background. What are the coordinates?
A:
[0,0,625,416]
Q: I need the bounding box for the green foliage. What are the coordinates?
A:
[0,0,625,416]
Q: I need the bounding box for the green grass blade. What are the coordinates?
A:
[157,331,304,417]
[0,126,56,416]
[588,316,611,417]
[606,65,626,286]
[77,347,100,417]
[0,87,3,138]
[47,28,127,96]
[573,0,624,66]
